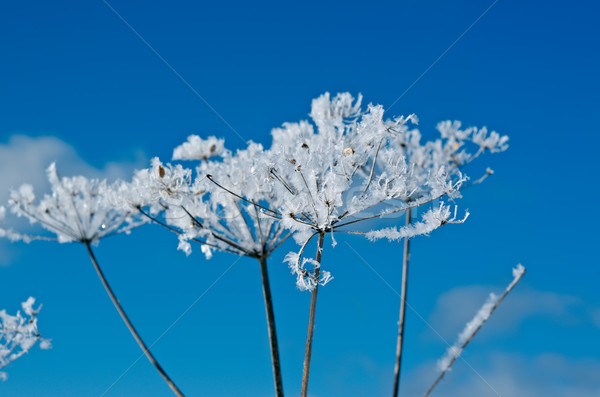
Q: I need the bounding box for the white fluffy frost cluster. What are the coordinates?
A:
[2,163,147,244]
[366,204,470,242]
[113,92,506,291]
[172,135,225,161]
[0,298,51,381]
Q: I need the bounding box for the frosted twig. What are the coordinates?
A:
[423,264,526,397]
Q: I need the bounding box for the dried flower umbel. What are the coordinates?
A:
[1,164,184,396]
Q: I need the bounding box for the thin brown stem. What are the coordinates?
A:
[84,242,185,397]
[392,208,411,397]
[333,192,443,230]
[362,138,384,196]
[297,168,318,223]
[137,206,245,256]
[206,175,282,218]
[257,256,284,397]
[462,167,493,190]
[301,232,325,397]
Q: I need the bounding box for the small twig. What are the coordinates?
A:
[362,138,384,196]
[301,232,325,397]
[462,167,493,190]
[295,232,320,269]
[205,175,282,218]
[297,167,319,224]
[269,168,296,195]
[268,230,292,254]
[423,265,526,397]
[137,206,243,255]
[333,192,445,230]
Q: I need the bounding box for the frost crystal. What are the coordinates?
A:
[0,298,51,381]
[172,135,225,161]
[4,162,147,244]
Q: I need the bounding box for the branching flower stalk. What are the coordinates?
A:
[423,264,526,397]
[193,93,469,396]
[1,163,185,397]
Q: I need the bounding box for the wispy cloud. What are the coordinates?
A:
[0,134,147,265]
[0,135,146,202]
[428,285,597,338]
[404,352,600,397]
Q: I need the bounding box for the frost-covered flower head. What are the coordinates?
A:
[0,297,51,381]
[172,135,225,161]
[4,163,146,244]
[113,157,193,216]
[253,93,467,289]
[179,141,289,259]
[130,140,290,261]
[265,93,462,239]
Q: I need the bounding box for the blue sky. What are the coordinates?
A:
[1,1,599,396]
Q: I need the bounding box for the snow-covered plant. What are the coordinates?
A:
[0,163,184,397]
[424,264,526,397]
[0,297,51,381]
[265,93,466,287]
[196,92,469,397]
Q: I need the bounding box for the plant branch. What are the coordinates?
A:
[362,138,384,196]
[392,208,411,397]
[137,206,245,256]
[206,174,282,218]
[257,256,285,397]
[84,242,185,397]
[301,232,325,397]
[333,192,445,230]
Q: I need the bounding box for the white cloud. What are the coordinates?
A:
[0,134,147,265]
[0,134,146,204]
[402,352,600,397]
[428,285,594,339]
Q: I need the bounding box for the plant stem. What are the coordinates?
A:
[301,232,325,397]
[257,256,285,397]
[84,242,184,397]
[392,208,411,397]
